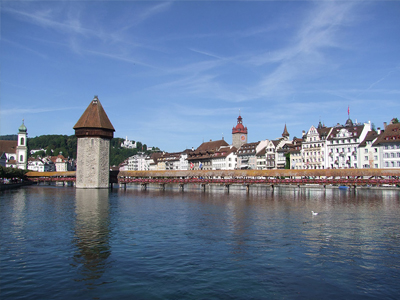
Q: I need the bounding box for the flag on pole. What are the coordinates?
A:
[348,106,350,116]
[190,162,194,169]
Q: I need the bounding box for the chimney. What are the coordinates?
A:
[384,122,387,129]
[377,127,381,135]
[302,130,306,137]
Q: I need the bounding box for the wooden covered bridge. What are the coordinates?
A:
[26,169,400,191]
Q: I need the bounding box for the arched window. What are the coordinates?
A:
[20,137,24,146]
[20,155,23,162]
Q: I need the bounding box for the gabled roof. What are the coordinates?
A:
[327,124,364,140]
[317,126,332,138]
[73,96,115,131]
[0,140,17,154]
[196,139,229,152]
[237,142,259,156]
[272,140,280,147]
[188,140,229,161]
[359,130,378,147]
[373,123,400,146]
[256,147,266,156]
[214,146,237,158]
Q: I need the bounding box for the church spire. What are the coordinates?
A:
[282,123,289,138]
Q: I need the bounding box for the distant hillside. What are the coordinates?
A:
[0,135,17,141]
[24,134,157,167]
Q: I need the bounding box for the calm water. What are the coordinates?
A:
[1,185,400,299]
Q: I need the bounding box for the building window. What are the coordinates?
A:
[20,155,23,162]
[365,149,368,153]
[20,137,24,146]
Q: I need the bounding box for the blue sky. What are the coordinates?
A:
[1,0,399,152]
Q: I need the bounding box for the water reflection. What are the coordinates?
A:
[73,189,111,286]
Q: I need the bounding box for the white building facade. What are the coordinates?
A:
[326,119,371,169]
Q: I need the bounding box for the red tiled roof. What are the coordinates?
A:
[232,115,248,134]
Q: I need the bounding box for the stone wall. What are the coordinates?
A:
[76,137,110,188]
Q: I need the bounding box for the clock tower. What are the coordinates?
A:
[232,114,248,149]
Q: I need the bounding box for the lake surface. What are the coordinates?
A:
[1,185,400,299]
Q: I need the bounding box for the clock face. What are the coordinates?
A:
[241,135,246,141]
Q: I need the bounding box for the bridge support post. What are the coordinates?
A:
[179,183,184,191]
[141,183,147,190]
[246,184,250,193]
[160,183,165,190]
[201,184,206,192]
[225,184,230,193]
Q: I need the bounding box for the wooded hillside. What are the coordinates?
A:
[0,134,159,167]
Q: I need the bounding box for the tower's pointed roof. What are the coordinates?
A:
[282,124,289,137]
[73,96,115,131]
[232,114,248,134]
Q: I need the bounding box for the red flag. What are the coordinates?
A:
[348,106,350,116]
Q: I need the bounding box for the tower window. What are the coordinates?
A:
[20,137,24,146]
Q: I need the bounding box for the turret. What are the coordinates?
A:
[74,96,115,189]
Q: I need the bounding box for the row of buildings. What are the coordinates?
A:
[2,114,399,172]
[27,155,75,172]
[119,115,400,171]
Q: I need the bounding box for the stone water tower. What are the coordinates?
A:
[73,96,115,189]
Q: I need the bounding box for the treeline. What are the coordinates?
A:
[28,135,78,159]
[23,135,159,167]
[0,166,27,182]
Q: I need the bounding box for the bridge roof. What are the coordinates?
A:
[119,168,400,178]
[26,171,76,177]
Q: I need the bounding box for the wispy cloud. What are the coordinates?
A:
[2,38,48,59]
[0,106,83,116]
[250,1,357,97]
[4,6,97,38]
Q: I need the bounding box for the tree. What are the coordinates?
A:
[32,150,45,158]
[284,152,291,169]
[0,166,28,183]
